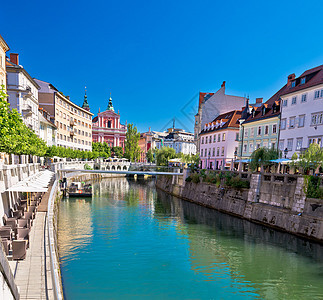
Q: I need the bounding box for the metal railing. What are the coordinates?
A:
[47,179,64,300]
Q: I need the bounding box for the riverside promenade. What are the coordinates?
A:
[8,184,55,299]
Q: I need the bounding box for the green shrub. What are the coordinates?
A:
[185,176,192,182]
[191,173,201,184]
[84,163,92,170]
[306,176,323,199]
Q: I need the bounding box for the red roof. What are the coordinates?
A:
[281,64,323,96]
[200,110,242,134]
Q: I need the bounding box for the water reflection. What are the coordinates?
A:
[58,178,323,300]
[157,189,323,299]
[59,197,93,260]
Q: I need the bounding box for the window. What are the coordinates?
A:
[205,136,208,144]
[244,129,248,138]
[287,139,293,151]
[301,94,307,102]
[291,81,296,87]
[292,97,297,105]
[235,133,239,141]
[289,117,295,128]
[311,112,323,126]
[217,147,220,156]
[250,128,254,137]
[214,135,216,142]
[201,137,204,144]
[308,137,322,147]
[299,115,305,127]
[256,143,261,149]
[243,144,247,152]
[209,136,212,143]
[222,133,226,141]
[301,77,306,84]
[283,99,288,107]
[314,90,320,99]
[265,125,269,135]
[272,124,277,134]
[279,140,284,151]
[296,138,303,150]
[249,143,253,153]
[205,149,207,157]
[258,126,262,135]
[221,147,224,156]
[281,119,286,130]
[212,148,215,156]
[200,149,203,156]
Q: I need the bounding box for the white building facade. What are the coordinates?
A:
[39,108,57,147]
[155,129,196,155]
[279,65,323,158]
[6,54,40,135]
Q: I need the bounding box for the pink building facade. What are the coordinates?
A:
[199,110,241,170]
[92,96,127,150]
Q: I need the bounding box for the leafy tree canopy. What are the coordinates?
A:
[124,123,140,162]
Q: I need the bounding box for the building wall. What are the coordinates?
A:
[7,70,40,134]
[0,36,9,89]
[92,110,127,149]
[36,79,93,151]
[39,116,57,147]
[54,93,93,151]
[279,84,323,158]
[194,85,245,153]
[199,128,239,169]
[238,116,280,158]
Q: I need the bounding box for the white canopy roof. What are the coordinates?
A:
[7,170,54,193]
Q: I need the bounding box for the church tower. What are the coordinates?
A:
[82,87,90,111]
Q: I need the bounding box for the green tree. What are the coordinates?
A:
[146,148,154,163]
[124,123,141,162]
[249,147,280,172]
[156,147,176,166]
[112,146,123,158]
[0,85,47,156]
[293,143,323,173]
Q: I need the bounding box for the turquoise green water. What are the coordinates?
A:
[58,178,323,299]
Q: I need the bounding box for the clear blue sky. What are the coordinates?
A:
[2,0,323,133]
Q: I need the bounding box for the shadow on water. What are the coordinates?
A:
[156,189,323,263]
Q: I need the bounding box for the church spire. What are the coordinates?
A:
[82,86,90,111]
[107,92,114,111]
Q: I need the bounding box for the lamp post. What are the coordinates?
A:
[284,148,288,159]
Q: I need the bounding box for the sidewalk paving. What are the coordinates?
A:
[9,212,54,300]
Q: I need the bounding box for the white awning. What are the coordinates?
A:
[6,170,54,193]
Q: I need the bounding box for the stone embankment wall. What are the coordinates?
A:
[156,172,323,243]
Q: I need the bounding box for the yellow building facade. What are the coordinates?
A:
[0,34,10,89]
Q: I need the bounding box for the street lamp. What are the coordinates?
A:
[284,148,288,158]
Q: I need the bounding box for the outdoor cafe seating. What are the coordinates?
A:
[0,170,53,260]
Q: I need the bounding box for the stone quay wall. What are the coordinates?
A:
[156,172,323,243]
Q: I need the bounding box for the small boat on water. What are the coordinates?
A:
[68,182,92,197]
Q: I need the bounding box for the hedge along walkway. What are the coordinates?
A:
[9,183,55,299]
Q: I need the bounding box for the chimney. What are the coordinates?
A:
[221,81,226,88]
[256,97,263,104]
[10,53,19,65]
[149,127,151,132]
[287,73,296,86]
[66,96,70,100]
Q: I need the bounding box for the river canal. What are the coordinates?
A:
[58,178,323,299]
